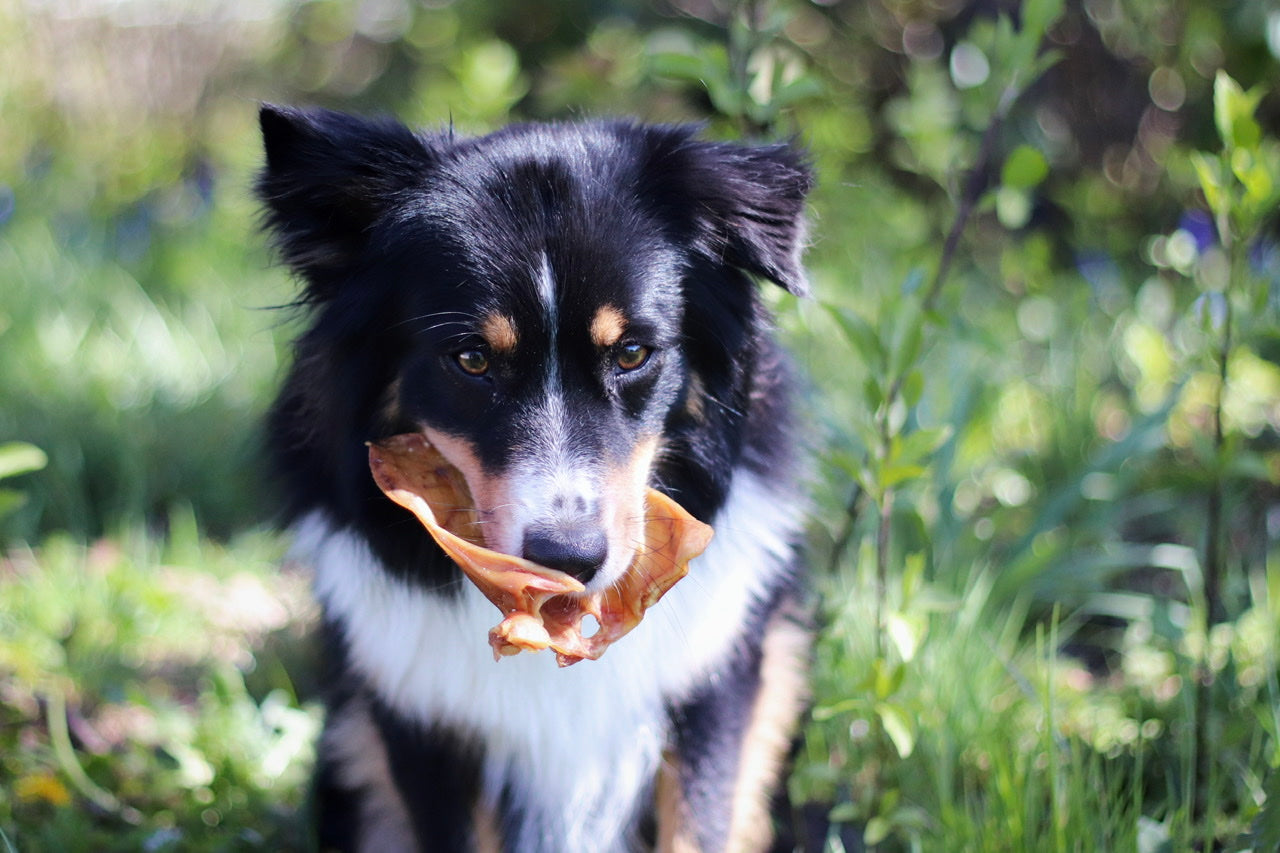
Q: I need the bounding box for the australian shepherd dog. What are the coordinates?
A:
[256,104,814,853]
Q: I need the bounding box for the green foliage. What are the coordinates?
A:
[649,3,822,136]
[799,556,1161,850]
[1,0,1278,848]
[0,443,47,520]
[0,522,317,850]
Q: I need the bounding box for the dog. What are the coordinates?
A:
[256,104,814,853]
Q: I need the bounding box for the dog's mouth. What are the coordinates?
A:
[368,433,713,666]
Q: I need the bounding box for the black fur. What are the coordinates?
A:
[259,105,813,852]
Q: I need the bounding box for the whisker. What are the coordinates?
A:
[389,309,482,330]
[701,391,745,418]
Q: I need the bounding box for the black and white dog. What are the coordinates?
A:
[257,105,813,852]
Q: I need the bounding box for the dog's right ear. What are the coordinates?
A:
[638,125,813,296]
[257,104,435,295]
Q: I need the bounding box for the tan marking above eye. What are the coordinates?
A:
[590,305,627,349]
[480,314,518,353]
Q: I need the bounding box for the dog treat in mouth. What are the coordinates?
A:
[368,433,714,666]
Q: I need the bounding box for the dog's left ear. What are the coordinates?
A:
[644,128,814,295]
[256,104,436,297]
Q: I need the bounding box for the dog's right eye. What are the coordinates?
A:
[615,343,651,372]
[455,349,490,376]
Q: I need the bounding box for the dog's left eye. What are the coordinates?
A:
[616,343,651,372]
[456,349,490,376]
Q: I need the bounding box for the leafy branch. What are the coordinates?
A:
[1185,70,1280,824]
[818,0,1065,842]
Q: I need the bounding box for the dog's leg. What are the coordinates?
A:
[369,701,490,853]
[318,687,494,853]
[318,693,417,853]
[661,601,811,853]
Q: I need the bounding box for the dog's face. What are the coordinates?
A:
[391,156,688,590]
[259,108,811,590]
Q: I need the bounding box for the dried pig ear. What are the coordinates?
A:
[367,434,583,621]
[368,433,713,665]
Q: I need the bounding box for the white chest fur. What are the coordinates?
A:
[292,472,798,851]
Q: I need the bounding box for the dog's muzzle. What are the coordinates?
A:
[521,517,609,583]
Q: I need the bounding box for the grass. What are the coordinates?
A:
[7,511,1272,849]
[0,108,296,542]
[796,555,1228,851]
[0,518,319,851]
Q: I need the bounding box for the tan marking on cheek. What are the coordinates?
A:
[684,371,707,423]
[480,313,518,353]
[377,377,404,427]
[603,436,662,572]
[590,304,628,348]
[725,609,811,851]
[420,427,516,553]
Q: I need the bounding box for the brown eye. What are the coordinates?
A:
[616,343,651,372]
[456,349,490,376]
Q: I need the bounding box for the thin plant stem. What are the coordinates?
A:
[875,487,894,660]
[1193,200,1241,824]
[829,82,1018,571]
[922,83,1019,316]
[46,687,141,823]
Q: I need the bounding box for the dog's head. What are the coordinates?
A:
[259,106,810,591]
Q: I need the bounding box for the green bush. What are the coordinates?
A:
[1,0,1277,848]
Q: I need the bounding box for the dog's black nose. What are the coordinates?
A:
[521,524,608,583]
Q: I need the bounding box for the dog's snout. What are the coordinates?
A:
[521,522,608,583]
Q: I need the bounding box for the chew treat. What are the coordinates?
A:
[368,433,714,666]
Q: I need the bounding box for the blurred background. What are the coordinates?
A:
[1,0,1278,849]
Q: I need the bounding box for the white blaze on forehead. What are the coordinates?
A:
[537,252,557,340]
[509,253,597,561]
[490,253,598,563]
[537,251,564,396]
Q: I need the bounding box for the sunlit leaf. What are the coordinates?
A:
[1002,145,1050,189]
[648,52,706,82]
[886,613,925,662]
[773,75,824,107]
[864,376,885,410]
[875,702,917,758]
[1190,151,1225,216]
[901,552,926,602]
[864,816,892,845]
[996,185,1033,229]
[872,659,906,699]
[893,426,954,468]
[812,698,861,721]
[0,442,47,481]
[825,304,887,369]
[1231,147,1275,205]
[1214,70,1264,151]
[879,463,927,489]
[829,802,859,823]
[1022,0,1065,39]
